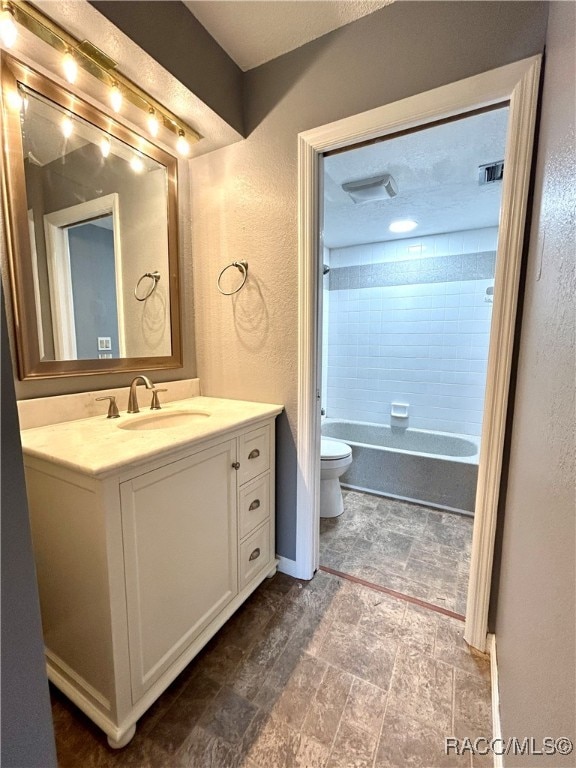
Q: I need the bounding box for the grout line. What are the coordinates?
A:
[319,565,465,622]
[325,670,354,765]
[372,625,402,768]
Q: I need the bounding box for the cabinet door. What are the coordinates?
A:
[120,440,237,701]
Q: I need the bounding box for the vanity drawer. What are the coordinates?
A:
[238,425,270,485]
[239,474,270,540]
[239,522,271,589]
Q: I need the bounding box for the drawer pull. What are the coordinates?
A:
[249,547,261,562]
[248,449,260,460]
[248,499,261,511]
[232,462,240,470]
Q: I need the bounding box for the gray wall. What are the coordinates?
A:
[68,223,119,359]
[494,2,576,762]
[90,0,245,136]
[1,289,57,768]
[190,1,549,560]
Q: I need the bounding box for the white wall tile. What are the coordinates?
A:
[325,266,494,436]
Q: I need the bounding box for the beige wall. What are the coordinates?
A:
[190,1,548,559]
[494,2,575,762]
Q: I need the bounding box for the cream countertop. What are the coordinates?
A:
[20,396,283,477]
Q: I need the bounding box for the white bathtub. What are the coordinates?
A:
[321,418,479,514]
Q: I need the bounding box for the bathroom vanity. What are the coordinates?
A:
[20,395,282,748]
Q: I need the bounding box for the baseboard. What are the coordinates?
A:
[488,633,504,768]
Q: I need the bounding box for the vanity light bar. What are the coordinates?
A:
[6,0,201,152]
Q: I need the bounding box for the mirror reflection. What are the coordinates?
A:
[1,53,181,379]
[21,84,171,362]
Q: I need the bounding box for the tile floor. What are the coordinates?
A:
[320,491,474,615]
[51,570,491,768]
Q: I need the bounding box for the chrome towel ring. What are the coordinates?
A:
[134,271,160,301]
[217,260,248,295]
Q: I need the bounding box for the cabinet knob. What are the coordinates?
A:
[248,499,260,511]
[232,462,240,470]
[248,449,260,460]
[249,548,261,562]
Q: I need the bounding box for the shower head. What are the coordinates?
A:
[342,173,398,203]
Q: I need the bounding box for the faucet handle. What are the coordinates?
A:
[96,395,120,419]
[150,388,168,410]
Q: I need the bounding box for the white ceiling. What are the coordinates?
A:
[323,107,510,249]
[183,0,394,71]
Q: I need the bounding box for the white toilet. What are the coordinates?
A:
[320,437,353,518]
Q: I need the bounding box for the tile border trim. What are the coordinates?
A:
[328,251,496,291]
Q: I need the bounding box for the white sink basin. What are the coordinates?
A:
[118,410,211,431]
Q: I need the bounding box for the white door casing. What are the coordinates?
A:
[297,56,541,651]
[43,193,125,360]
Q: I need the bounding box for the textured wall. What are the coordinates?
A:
[190,2,548,560]
[494,2,576,762]
[90,0,244,135]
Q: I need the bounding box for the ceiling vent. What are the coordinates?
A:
[478,160,504,185]
[342,174,398,203]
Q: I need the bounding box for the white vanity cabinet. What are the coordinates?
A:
[22,410,279,748]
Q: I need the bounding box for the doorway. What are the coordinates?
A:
[318,107,508,618]
[296,56,541,651]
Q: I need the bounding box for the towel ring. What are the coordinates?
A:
[217,261,248,295]
[134,271,160,301]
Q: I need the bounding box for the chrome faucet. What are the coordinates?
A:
[127,375,154,413]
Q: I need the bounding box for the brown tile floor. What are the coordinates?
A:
[320,491,473,615]
[51,571,491,768]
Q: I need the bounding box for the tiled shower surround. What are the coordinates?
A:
[325,228,497,437]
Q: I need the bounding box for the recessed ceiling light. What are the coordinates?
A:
[389,219,417,233]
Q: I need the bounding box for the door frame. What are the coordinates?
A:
[296,56,541,652]
[43,193,125,360]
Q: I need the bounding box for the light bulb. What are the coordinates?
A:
[61,116,73,139]
[130,154,144,173]
[5,88,22,111]
[110,84,122,113]
[0,8,17,49]
[176,130,189,157]
[62,51,78,84]
[100,136,111,158]
[147,108,159,138]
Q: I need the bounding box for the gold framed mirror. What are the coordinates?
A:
[1,53,182,379]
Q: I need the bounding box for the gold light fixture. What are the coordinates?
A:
[109,82,122,113]
[176,129,190,157]
[5,1,201,152]
[147,107,159,138]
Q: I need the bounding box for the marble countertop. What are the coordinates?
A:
[20,396,283,477]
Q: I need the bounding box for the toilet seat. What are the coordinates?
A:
[321,437,352,461]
